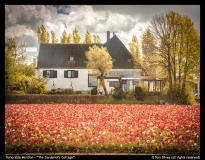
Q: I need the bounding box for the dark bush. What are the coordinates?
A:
[91,87,97,95]
[167,85,195,104]
[135,86,145,101]
[112,86,124,100]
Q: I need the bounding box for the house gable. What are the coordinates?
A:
[37,34,142,70]
[104,35,142,69]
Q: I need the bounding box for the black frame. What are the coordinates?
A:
[64,70,78,78]
[43,70,57,78]
[88,74,97,87]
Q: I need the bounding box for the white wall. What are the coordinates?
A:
[36,68,94,91]
[36,68,142,93]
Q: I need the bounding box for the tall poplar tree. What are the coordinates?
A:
[37,24,50,43]
[61,30,67,43]
[93,34,101,43]
[72,28,81,43]
[129,35,140,62]
[51,31,58,43]
[83,30,92,43]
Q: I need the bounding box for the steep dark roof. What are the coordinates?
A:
[37,43,103,69]
[37,35,142,69]
[104,35,142,69]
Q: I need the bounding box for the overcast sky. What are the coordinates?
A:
[5,5,200,64]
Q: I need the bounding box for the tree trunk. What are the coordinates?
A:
[102,78,108,95]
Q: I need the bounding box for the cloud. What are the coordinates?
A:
[5,5,200,62]
[52,5,71,14]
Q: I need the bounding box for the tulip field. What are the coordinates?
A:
[5,104,200,154]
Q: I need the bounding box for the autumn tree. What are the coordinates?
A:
[60,30,72,44]
[72,28,81,43]
[51,31,58,43]
[129,35,140,62]
[141,28,165,78]
[85,45,113,95]
[83,30,93,43]
[93,34,101,43]
[61,30,67,43]
[5,38,27,93]
[67,33,72,43]
[37,24,50,43]
[145,11,200,104]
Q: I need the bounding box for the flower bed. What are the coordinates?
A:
[5,104,200,154]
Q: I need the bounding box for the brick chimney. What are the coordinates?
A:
[113,32,115,36]
[107,31,110,41]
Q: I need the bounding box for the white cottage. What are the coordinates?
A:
[36,31,159,94]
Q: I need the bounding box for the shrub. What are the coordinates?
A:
[46,88,74,94]
[167,85,195,104]
[135,86,145,101]
[125,90,135,100]
[51,88,56,92]
[75,90,82,94]
[34,82,46,94]
[112,86,124,100]
[91,87,97,95]
[62,88,74,94]
[12,82,24,93]
[10,90,25,94]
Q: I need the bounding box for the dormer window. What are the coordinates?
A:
[70,56,74,61]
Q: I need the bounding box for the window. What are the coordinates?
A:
[133,80,139,86]
[43,70,57,78]
[64,70,78,78]
[88,74,97,87]
[109,81,120,87]
[70,56,74,61]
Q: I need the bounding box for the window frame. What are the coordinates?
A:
[109,81,120,87]
[43,70,57,78]
[64,70,78,78]
[88,74,97,87]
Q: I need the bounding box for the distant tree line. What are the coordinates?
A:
[37,25,101,44]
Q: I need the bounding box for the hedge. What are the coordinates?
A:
[5,94,105,104]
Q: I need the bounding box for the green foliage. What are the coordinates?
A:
[46,88,74,94]
[144,11,200,101]
[26,74,48,94]
[135,86,145,101]
[167,84,196,104]
[10,90,25,94]
[91,87,98,95]
[34,82,46,94]
[75,90,82,94]
[63,88,74,94]
[5,38,29,93]
[125,90,136,100]
[112,86,124,100]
